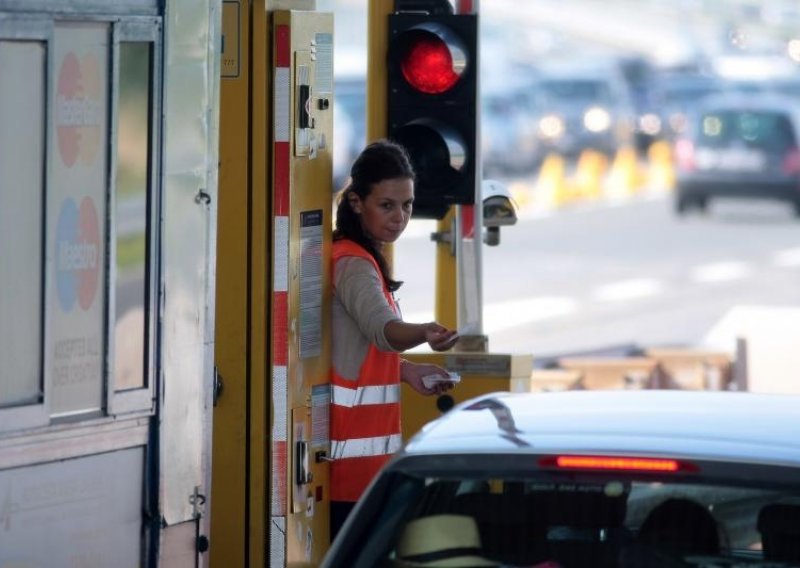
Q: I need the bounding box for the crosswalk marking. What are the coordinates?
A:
[593,278,663,302]
[772,247,800,268]
[690,261,752,283]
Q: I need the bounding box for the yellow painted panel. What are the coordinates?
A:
[274,10,334,567]
[401,353,532,440]
[211,0,250,565]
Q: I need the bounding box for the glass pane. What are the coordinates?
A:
[50,23,108,417]
[114,42,151,391]
[0,41,45,408]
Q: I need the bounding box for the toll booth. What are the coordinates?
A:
[0,0,219,565]
[213,4,333,566]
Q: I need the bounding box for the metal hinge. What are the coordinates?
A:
[213,367,224,406]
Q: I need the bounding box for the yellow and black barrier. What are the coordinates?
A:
[511,142,677,214]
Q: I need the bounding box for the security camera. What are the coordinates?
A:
[482,179,517,246]
[482,179,517,228]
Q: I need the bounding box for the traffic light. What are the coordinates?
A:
[387,4,478,219]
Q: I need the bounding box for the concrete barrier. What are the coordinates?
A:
[558,357,658,390]
[645,348,731,390]
[515,369,583,392]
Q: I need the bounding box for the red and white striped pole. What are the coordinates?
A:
[270,22,291,568]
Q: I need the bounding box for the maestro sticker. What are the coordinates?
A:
[56,197,100,312]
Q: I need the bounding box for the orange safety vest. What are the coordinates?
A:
[330,239,402,503]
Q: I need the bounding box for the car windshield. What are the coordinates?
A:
[695,110,797,151]
[347,470,800,568]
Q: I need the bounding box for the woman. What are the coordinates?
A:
[330,140,459,539]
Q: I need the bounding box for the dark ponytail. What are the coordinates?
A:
[334,139,414,292]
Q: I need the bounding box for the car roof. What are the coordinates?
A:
[401,390,800,467]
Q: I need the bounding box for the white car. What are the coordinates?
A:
[323,390,800,568]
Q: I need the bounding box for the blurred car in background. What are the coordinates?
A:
[674,93,800,215]
[479,31,543,177]
[616,55,661,152]
[333,46,366,191]
[725,75,800,101]
[323,390,800,568]
[333,73,365,191]
[481,79,542,176]
[652,72,724,141]
[533,63,635,161]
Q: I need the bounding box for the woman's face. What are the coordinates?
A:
[351,177,414,244]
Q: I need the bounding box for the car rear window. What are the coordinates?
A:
[348,471,800,568]
[696,110,797,152]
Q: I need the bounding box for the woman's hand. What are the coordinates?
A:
[401,361,456,396]
[384,320,459,352]
[422,322,459,352]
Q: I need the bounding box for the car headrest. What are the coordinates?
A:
[758,503,800,535]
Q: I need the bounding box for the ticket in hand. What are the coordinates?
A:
[422,372,461,390]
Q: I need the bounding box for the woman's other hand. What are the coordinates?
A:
[401,361,456,396]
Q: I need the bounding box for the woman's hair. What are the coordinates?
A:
[334,139,415,292]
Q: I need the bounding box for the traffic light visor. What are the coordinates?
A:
[397,23,467,94]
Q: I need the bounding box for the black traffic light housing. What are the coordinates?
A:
[387,10,478,219]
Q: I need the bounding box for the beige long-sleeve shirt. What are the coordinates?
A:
[332,256,401,381]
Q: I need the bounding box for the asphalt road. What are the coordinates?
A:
[394,193,800,359]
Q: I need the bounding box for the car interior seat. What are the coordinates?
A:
[631,498,720,562]
[757,503,800,564]
[533,486,631,568]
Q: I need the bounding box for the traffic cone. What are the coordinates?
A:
[570,149,609,201]
[535,153,569,208]
[509,180,534,215]
[606,146,645,198]
[647,140,676,192]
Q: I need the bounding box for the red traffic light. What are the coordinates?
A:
[397,23,467,94]
[388,13,477,219]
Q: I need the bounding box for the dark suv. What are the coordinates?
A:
[674,93,800,216]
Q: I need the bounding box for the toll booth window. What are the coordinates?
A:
[0,40,46,409]
[113,41,152,392]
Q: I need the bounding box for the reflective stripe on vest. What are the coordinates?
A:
[331,383,401,408]
[330,433,403,460]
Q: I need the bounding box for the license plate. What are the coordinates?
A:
[696,147,767,172]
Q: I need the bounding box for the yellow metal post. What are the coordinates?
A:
[272,10,334,566]
[248,1,270,565]
[366,0,392,142]
[366,0,395,270]
[434,208,458,329]
[212,1,252,565]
